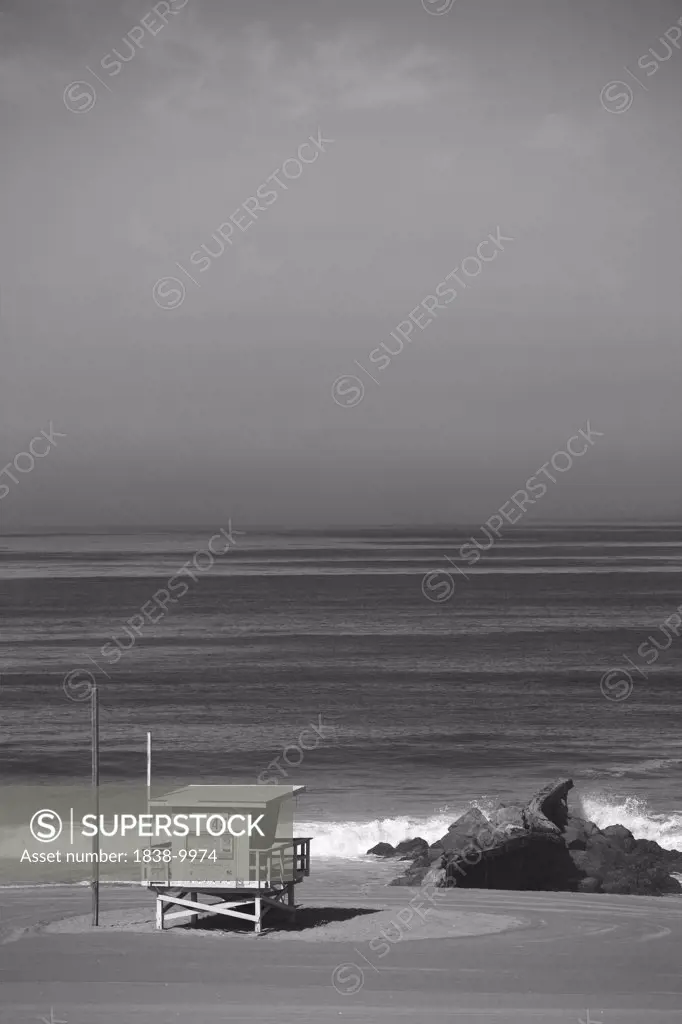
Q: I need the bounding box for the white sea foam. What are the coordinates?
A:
[576,793,682,852]
[296,814,457,860]
[299,792,682,860]
[297,800,498,860]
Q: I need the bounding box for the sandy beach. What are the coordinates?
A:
[2,881,682,1023]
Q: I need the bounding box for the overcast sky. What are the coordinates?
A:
[1,0,680,529]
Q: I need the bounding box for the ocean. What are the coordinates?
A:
[1,524,681,869]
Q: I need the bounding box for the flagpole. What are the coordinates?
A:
[91,681,100,926]
[146,730,152,808]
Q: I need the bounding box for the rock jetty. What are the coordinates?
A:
[366,779,682,896]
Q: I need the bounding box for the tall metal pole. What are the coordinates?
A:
[91,682,100,926]
[146,731,152,803]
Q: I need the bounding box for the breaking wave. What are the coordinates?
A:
[301,792,682,860]
[298,799,494,860]
[297,813,458,860]
[574,792,682,852]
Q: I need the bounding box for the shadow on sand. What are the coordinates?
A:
[185,904,379,935]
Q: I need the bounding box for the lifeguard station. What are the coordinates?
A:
[142,784,311,934]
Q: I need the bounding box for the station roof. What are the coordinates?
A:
[151,784,305,807]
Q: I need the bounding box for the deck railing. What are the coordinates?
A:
[143,836,312,889]
[248,837,312,886]
[295,836,312,876]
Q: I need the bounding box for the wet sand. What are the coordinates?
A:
[2,882,682,1023]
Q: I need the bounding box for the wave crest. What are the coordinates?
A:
[301,793,682,860]
[576,792,682,851]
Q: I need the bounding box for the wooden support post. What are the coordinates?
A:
[254,897,262,935]
[156,894,164,931]
[287,881,296,922]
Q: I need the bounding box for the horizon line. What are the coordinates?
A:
[1,520,681,538]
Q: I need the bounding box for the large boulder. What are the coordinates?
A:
[492,804,527,835]
[424,809,486,864]
[525,778,572,834]
[389,861,444,888]
[601,866,681,896]
[395,837,429,860]
[563,814,601,851]
[392,810,497,888]
[434,808,502,858]
[441,808,491,849]
[393,844,432,885]
[601,824,637,854]
[632,838,682,872]
[366,842,396,858]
